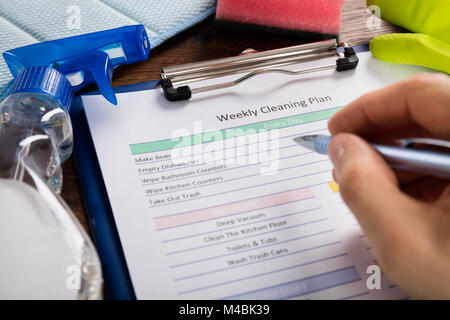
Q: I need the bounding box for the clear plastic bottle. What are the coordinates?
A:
[1,91,72,192]
[0,67,102,299]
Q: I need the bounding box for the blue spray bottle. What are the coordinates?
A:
[0,25,150,299]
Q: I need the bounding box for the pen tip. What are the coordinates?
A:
[293,135,317,151]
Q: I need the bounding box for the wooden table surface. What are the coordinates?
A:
[62,0,402,235]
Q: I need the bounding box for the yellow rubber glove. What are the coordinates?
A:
[367,0,450,73]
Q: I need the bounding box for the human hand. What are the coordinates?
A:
[328,73,450,299]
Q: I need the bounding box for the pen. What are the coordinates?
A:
[294,134,450,179]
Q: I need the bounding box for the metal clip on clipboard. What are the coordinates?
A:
[160,39,359,101]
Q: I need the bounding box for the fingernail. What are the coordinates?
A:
[328,135,347,166]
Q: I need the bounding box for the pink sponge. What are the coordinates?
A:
[216,0,345,39]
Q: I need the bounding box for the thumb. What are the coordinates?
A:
[329,133,420,245]
[370,33,450,74]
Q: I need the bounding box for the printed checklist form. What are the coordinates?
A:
[82,51,427,299]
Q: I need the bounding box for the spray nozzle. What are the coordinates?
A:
[3,25,150,105]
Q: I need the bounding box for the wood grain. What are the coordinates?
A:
[61,0,403,236]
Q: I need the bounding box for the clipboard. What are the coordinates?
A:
[70,42,369,300]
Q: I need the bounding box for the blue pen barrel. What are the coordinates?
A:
[314,135,333,155]
[372,144,450,179]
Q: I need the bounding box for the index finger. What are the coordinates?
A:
[328,73,450,139]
